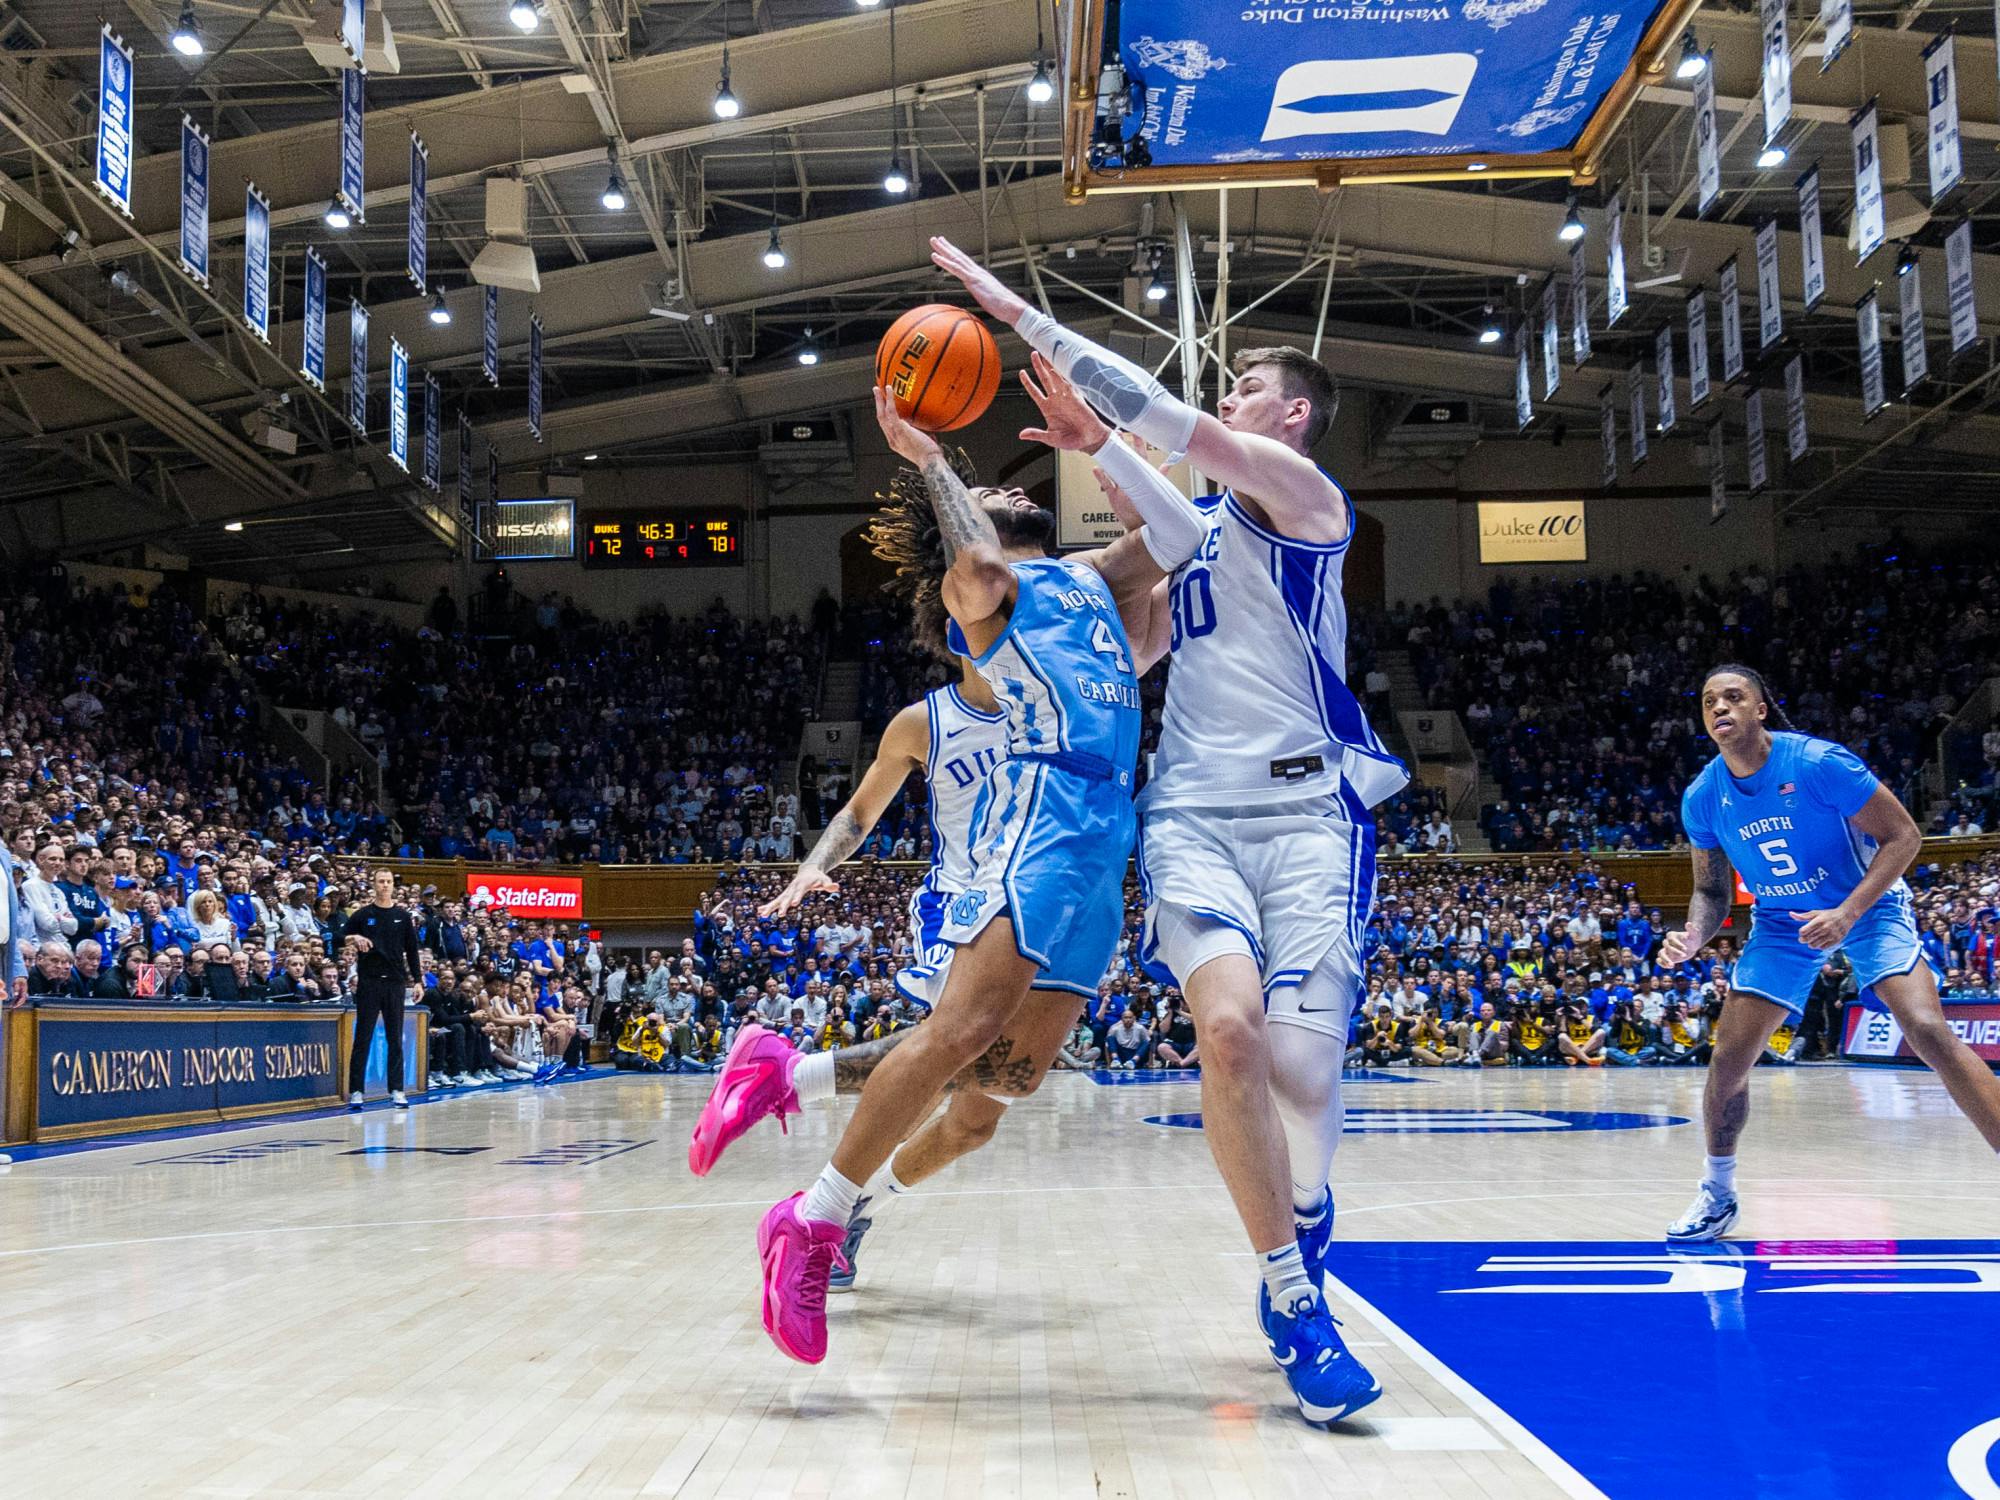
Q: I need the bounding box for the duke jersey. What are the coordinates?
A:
[920,682,1007,897]
[1145,483,1407,814]
[1680,732,1890,913]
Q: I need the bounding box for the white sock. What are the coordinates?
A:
[1259,1242,1316,1318]
[799,1163,863,1226]
[793,1051,836,1107]
[1703,1154,1738,1194]
[860,1154,912,1209]
[1293,1183,1330,1224]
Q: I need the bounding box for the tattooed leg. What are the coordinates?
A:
[1703,991,1788,1157]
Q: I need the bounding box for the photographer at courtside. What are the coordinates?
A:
[346,868,423,1110]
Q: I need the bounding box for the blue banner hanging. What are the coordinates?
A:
[349,300,369,434]
[389,337,410,473]
[488,445,500,505]
[424,373,442,492]
[339,66,367,224]
[528,314,544,442]
[1116,1,1670,166]
[95,26,135,217]
[301,247,328,391]
[243,185,271,344]
[483,285,500,387]
[457,410,474,521]
[408,133,428,292]
[178,115,210,287]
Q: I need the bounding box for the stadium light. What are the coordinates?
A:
[1558,197,1585,244]
[1028,60,1055,105]
[171,2,204,57]
[1676,33,1706,81]
[1757,142,1788,169]
[883,151,909,196]
[428,290,452,325]
[601,171,627,212]
[509,1,541,33]
[324,199,352,230]
[1478,305,1503,345]
[762,226,788,270]
[798,329,820,366]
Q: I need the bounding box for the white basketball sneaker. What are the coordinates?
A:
[1666,1181,1739,1243]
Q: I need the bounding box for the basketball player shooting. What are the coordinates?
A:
[932,235,1404,1425]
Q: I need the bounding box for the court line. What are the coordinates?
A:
[1323,1270,1609,1500]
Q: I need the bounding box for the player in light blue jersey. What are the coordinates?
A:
[1662,665,2000,1242]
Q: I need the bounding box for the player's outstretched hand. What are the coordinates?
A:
[1019,351,1110,454]
[1659,928,1698,967]
[1796,907,1854,951]
[759,865,838,918]
[930,237,1030,327]
[873,384,941,468]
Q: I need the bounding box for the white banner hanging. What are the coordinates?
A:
[1947,218,1978,355]
[1857,290,1886,417]
[1540,279,1561,397]
[1900,260,1929,392]
[1629,371,1649,469]
[1693,52,1721,216]
[1851,100,1885,263]
[1798,165,1825,312]
[1655,324,1678,434]
[1745,385,1768,495]
[1821,0,1853,72]
[1761,0,1793,147]
[1784,354,1808,461]
[1570,243,1591,368]
[1924,33,1962,205]
[1515,335,1533,431]
[1607,189,1628,328]
[1755,219,1783,352]
[1600,385,1618,488]
[1687,289,1711,409]
[1720,258,1745,382]
[1709,423,1729,521]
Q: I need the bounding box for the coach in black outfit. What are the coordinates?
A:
[347,868,423,1109]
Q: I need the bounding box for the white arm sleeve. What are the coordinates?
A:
[1017,309,1200,461]
[1092,437,1208,572]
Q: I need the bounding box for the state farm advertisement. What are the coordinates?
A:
[465,871,584,918]
[1844,1000,2000,1063]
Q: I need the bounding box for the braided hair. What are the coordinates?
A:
[1700,662,1796,731]
[864,448,978,667]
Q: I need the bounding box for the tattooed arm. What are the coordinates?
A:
[1661,845,1734,967]
[758,703,927,917]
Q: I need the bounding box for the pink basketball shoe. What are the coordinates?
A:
[757,1192,845,1364]
[687,1022,803,1176]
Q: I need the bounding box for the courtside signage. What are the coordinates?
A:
[1476,500,1587,564]
[465,873,583,917]
[1846,998,2000,1062]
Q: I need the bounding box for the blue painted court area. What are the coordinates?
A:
[1144,1108,1689,1134]
[1330,1239,2000,1500]
[1091,1066,1421,1086]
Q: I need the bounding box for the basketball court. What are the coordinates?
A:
[3,1065,1994,1499]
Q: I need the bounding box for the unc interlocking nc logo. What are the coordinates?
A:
[1262,55,1478,142]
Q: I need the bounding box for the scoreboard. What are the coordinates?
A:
[580,507,744,569]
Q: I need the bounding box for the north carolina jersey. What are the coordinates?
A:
[1146,486,1407,813]
[1681,732,1891,912]
[921,682,1007,896]
[947,555,1140,785]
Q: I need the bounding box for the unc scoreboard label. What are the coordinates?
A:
[1121,2,1668,166]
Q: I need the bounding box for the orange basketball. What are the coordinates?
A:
[876,303,1002,433]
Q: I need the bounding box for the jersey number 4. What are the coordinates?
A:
[1090,618,1131,675]
[1169,567,1216,651]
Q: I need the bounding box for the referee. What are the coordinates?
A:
[346,867,423,1110]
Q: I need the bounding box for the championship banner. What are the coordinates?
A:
[1599,384,1617,490]
[528,314,544,442]
[423,373,442,492]
[1755,218,1783,352]
[1687,289,1711,409]
[1655,324,1677,435]
[301,247,328,392]
[1784,353,1808,461]
[1540,279,1561,398]
[488,445,500,505]
[1629,371,1648,469]
[243,185,271,344]
[178,116,210,288]
[1720,258,1745,382]
[1692,51,1721,217]
[1606,189,1628,329]
[1857,290,1886,417]
[341,0,365,62]
[95,26,134,217]
[1515,336,1533,431]
[1760,0,1792,148]
[482,285,500,387]
[349,299,369,434]
[1851,100,1884,263]
[339,65,366,225]
[408,133,428,292]
[1900,260,1929,393]
[1569,244,1591,368]
[1947,218,1978,355]
[1745,385,1768,495]
[456,410,474,521]
[388,337,410,473]
[1924,33,1961,205]
[1797,165,1825,313]
[1821,0,1853,72]
[1709,423,1729,521]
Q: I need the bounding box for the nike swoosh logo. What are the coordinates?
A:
[944,727,971,739]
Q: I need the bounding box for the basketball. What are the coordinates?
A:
[876,303,1001,432]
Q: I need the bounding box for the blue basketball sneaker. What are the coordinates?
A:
[827,1198,873,1293]
[1261,1289,1381,1426]
[1295,1190,1335,1292]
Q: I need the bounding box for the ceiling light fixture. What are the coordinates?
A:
[601,169,626,212]
[763,226,788,270]
[1478,304,1503,344]
[509,1,541,34]
[798,329,819,366]
[882,1,910,196]
[324,198,352,230]
[1557,197,1585,244]
[1676,32,1706,81]
[171,1,204,57]
[1757,141,1788,169]
[713,0,741,122]
[428,290,452,325]
[1027,5,1053,104]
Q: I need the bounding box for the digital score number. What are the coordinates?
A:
[581,508,744,569]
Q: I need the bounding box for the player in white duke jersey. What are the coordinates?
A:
[935,236,1399,1424]
[1659,665,2000,1243]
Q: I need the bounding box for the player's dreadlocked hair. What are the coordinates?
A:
[1701,662,1797,731]
[866,448,979,667]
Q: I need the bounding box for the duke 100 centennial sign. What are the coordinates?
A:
[1476,499,1588,564]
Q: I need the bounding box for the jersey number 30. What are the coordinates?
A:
[1169,567,1216,651]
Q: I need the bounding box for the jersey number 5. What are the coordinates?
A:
[1756,837,1798,878]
